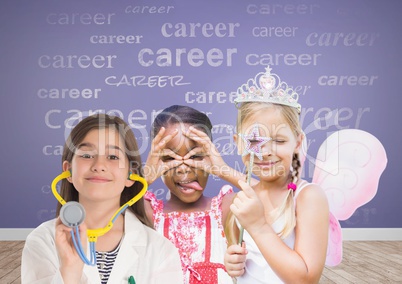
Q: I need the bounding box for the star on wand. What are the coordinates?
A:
[237,124,271,244]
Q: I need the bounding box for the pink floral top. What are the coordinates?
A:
[145,185,234,284]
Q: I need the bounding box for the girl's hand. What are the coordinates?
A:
[230,180,266,235]
[55,218,86,282]
[224,243,247,277]
[144,127,182,185]
[182,126,229,177]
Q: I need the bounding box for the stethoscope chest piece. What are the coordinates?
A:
[60,201,86,227]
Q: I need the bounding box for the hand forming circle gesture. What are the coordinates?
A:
[144,127,183,185]
[182,126,230,177]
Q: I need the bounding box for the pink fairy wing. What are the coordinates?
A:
[313,129,387,220]
[312,129,387,266]
[326,212,342,266]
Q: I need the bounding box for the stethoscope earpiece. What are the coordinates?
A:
[128,172,142,181]
[59,201,85,227]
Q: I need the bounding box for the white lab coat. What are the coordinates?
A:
[21,211,183,284]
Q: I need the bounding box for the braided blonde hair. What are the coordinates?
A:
[225,102,302,245]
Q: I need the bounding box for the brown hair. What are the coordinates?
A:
[56,113,152,227]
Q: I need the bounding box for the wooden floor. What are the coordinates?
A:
[1,241,401,283]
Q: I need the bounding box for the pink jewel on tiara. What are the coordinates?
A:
[260,74,275,90]
[239,124,271,160]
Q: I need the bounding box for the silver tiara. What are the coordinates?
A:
[234,66,301,113]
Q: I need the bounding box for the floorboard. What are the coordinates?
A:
[1,241,401,283]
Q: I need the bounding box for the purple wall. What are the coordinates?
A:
[0,0,400,228]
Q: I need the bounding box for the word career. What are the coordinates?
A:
[105,75,190,87]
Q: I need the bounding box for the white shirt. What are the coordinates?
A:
[237,182,309,284]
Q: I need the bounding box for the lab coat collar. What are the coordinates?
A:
[83,211,147,283]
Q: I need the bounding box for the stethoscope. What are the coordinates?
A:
[51,170,147,266]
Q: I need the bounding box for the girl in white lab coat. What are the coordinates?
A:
[22,114,183,284]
